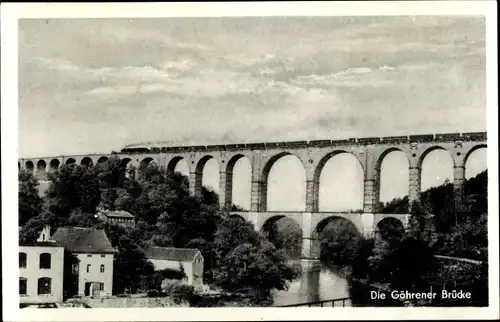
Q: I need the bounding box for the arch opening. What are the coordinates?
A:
[80,157,93,168]
[25,161,34,172]
[264,154,306,212]
[120,158,135,179]
[49,159,60,172]
[376,217,405,242]
[318,152,364,212]
[97,156,109,164]
[37,160,47,172]
[315,216,363,267]
[167,157,189,177]
[261,215,302,259]
[65,158,76,165]
[140,157,154,169]
[379,150,410,213]
[227,155,251,211]
[420,148,454,191]
[196,156,219,194]
[228,214,246,222]
[465,146,487,179]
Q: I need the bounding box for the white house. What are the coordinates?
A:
[19,226,65,306]
[51,227,115,298]
[145,247,204,286]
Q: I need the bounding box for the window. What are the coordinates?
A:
[72,264,79,274]
[96,282,104,291]
[39,253,51,269]
[100,264,105,273]
[19,278,27,295]
[87,254,92,258]
[101,255,105,258]
[37,277,51,295]
[86,264,91,273]
[19,253,27,268]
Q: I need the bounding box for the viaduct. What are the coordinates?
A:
[19,132,487,270]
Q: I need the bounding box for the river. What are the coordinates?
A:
[272,261,351,306]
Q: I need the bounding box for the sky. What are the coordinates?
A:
[19,16,488,210]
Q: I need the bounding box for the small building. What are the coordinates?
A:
[51,227,115,298]
[145,247,204,286]
[19,226,65,306]
[97,209,135,228]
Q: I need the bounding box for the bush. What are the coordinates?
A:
[161,282,194,304]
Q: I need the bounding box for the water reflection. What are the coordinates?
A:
[272,262,350,306]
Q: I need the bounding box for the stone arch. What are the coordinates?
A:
[463,144,487,164]
[25,161,34,172]
[463,144,487,177]
[260,215,302,246]
[225,154,252,210]
[195,155,215,173]
[262,152,306,212]
[121,157,132,167]
[97,156,109,164]
[376,147,408,171]
[314,215,361,236]
[419,146,454,191]
[195,155,220,192]
[65,158,76,165]
[228,214,246,222]
[226,154,248,175]
[314,151,364,183]
[315,151,364,212]
[140,157,154,169]
[375,217,405,240]
[37,160,47,173]
[261,215,286,236]
[418,146,455,168]
[121,158,135,179]
[49,159,60,172]
[80,157,93,167]
[167,156,189,176]
[313,215,363,262]
[377,148,410,206]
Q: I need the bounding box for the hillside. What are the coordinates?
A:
[380,170,488,260]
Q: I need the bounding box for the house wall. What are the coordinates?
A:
[76,253,114,297]
[192,253,204,286]
[97,214,135,228]
[149,252,204,286]
[148,259,194,285]
[19,245,64,304]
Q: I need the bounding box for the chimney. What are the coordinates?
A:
[37,225,53,243]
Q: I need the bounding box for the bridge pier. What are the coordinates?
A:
[363,179,379,213]
[453,165,465,206]
[409,166,421,211]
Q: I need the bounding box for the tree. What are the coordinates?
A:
[18,170,43,226]
[19,211,55,244]
[44,164,101,226]
[319,219,363,267]
[266,218,302,259]
[211,217,299,301]
[101,223,155,294]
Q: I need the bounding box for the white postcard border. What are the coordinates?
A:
[2,1,498,321]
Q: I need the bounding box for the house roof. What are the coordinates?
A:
[99,210,135,219]
[145,246,201,262]
[51,227,115,254]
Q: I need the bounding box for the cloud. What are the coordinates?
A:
[292,65,395,88]
[18,17,486,158]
